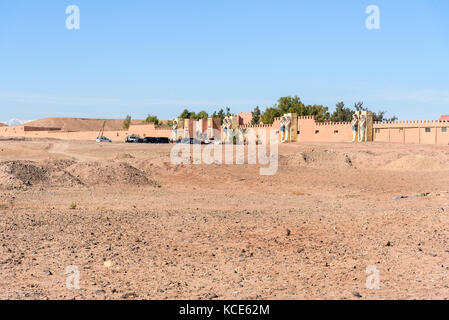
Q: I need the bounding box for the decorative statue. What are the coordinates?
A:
[351,114,359,142]
[359,115,367,142]
[172,120,178,142]
[227,118,233,143]
[279,117,286,142]
[280,116,291,143]
[222,118,232,143]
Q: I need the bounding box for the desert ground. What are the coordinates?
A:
[0,138,448,300]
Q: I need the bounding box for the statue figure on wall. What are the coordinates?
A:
[280,116,291,143]
[227,118,233,143]
[172,120,178,142]
[359,115,367,142]
[222,117,232,143]
[351,113,359,142]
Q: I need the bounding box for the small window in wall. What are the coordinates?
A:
[334,130,339,134]
[425,128,431,133]
[315,130,320,134]
[297,130,300,135]
[442,127,447,133]
[375,128,380,134]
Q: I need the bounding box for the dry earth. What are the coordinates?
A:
[0,138,449,300]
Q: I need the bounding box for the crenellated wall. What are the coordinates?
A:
[296,116,353,142]
[240,123,277,144]
[0,123,172,142]
[1,116,448,146]
[373,120,449,145]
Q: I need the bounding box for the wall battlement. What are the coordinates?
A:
[374,120,449,127]
[316,121,351,126]
[240,124,274,129]
[298,116,315,120]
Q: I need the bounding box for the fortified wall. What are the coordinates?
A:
[0,123,172,142]
[373,120,449,145]
[0,114,448,146]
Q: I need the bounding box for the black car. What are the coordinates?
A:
[156,137,170,144]
[143,137,170,144]
[143,137,157,144]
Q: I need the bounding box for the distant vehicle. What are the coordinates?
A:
[96,121,110,143]
[177,138,202,144]
[125,136,140,143]
[155,137,170,144]
[143,137,170,144]
[203,137,215,145]
[96,136,112,143]
[143,137,157,144]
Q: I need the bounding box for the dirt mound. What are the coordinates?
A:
[0,159,154,189]
[66,162,149,186]
[115,153,135,160]
[0,123,6,127]
[381,155,449,172]
[283,149,354,169]
[24,118,145,132]
[0,160,83,188]
[0,161,48,188]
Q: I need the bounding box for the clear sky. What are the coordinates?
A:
[1,0,448,122]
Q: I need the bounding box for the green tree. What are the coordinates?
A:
[179,109,191,119]
[260,107,282,124]
[276,96,306,114]
[260,96,329,124]
[212,108,225,124]
[304,104,330,122]
[372,111,398,122]
[145,114,159,125]
[251,106,262,125]
[123,115,131,130]
[195,111,209,119]
[330,101,398,123]
[354,102,398,122]
[354,101,366,111]
[330,102,354,122]
[276,96,329,121]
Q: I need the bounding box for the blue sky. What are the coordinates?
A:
[1,0,448,122]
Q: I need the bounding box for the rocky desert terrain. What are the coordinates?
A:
[0,138,448,300]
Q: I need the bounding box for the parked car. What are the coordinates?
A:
[203,137,216,145]
[125,136,140,143]
[143,137,170,144]
[96,136,112,143]
[177,138,202,144]
[155,137,170,144]
[143,137,158,144]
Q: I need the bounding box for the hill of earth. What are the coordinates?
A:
[23,118,145,132]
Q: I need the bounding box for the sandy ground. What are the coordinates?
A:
[0,138,449,300]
